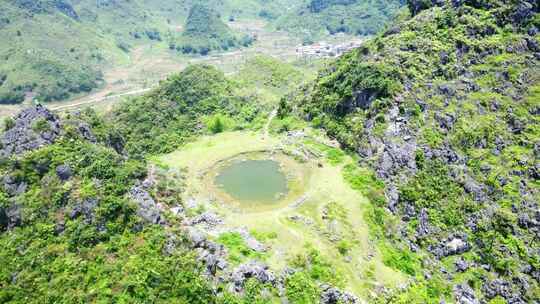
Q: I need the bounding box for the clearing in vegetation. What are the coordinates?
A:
[156,130,405,299]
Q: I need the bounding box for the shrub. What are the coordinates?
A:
[285,271,320,304]
[0,90,25,104]
[3,117,15,131]
[208,115,225,134]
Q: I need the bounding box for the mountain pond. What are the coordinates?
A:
[214,159,288,203]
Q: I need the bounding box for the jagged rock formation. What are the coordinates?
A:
[319,284,359,304]
[231,261,276,292]
[129,182,166,225]
[0,105,62,158]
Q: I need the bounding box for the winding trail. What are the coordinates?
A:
[263,108,278,140]
[50,87,153,112]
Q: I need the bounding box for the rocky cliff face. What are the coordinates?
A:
[0,105,62,158]
[284,0,539,302]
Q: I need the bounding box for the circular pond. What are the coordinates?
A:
[215,159,288,203]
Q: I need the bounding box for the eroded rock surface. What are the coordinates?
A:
[0,105,62,158]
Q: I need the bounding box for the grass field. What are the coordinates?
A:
[155,130,406,299]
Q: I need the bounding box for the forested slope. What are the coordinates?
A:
[0,65,266,303]
[282,0,539,302]
[275,0,403,42]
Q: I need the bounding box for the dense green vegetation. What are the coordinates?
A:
[1,0,539,303]
[274,0,402,42]
[171,4,254,55]
[106,64,264,157]
[0,125,219,302]
[284,0,539,302]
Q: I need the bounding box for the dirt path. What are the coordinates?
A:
[263,108,278,139]
[50,87,153,112]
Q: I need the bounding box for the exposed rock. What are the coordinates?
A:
[2,175,27,196]
[69,198,99,223]
[187,227,207,248]
[455,257,469,272]
[129,185,165,225]
[231,227,267,252]
[445,238,470,256]
[0,207,7,230]
[55,165,72,181]
[376,141,417,179]
[453,284,479,304]
[528,26,539,36]
[0,204,22,230]
[462,178,487,202]
[170,205,184,216]
[511,1,535,26]
[320,284,359,304]
[231,261,276,292]
[77,122,96,143]
[434,112,456,131]
[386,184,400,212]
[0,105,62,158]
[187,211,223,229]
[53,0,79,20]
[186,227,228,275]
[408,0,445,15]
[417,208,430,237]
[198,241,228,275]
[438,84,456,97]
[163,233,179,255]
[482,279,513,301]
[431,235,471,258]
[348,89,378,111]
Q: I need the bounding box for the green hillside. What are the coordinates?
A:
[1,0,539,303]
[275,0,402,42]
[283,0,540,302]
[171,4,254,55]
[0,0,180,104]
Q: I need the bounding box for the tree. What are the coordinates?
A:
[208,115,224,134]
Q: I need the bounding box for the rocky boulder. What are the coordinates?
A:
[430,235,471,258]
[69,198,99,224]
[482,279,525,302]
[0,204,22,231]
[453,284,479,304]
[0,207,7,230]
[320,284,359,304]
[231,227,267,252]
[186,211,223,229]
[0,105,62,158]
[376,140,417,179]
[2,175,27,196]
[129,184,165,225]
[55,165,72,181]
[231,261,276,292]
[186,227,228,275]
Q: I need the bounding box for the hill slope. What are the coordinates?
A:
[275,0,403,42]
[283,0,539,302]
[171,4,253,55]
[0,0,182,104]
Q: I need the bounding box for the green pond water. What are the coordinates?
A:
[215,159,288,203]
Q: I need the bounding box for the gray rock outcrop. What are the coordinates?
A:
[0,204,22,231]
[453,284,479,304]
[187,227,228,276]
[320,284,359,304]
[231,261,276,292]
[0,105,62,158]
[129,184,165,225]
